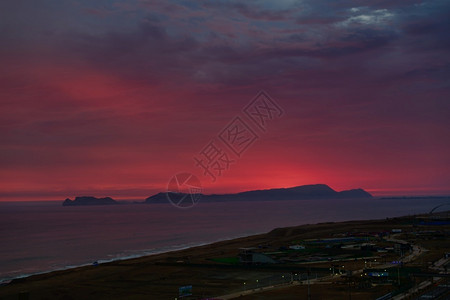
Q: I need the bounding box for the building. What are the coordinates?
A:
[394,243,411,256]
[238,248,278,264]
[289,245,305,250]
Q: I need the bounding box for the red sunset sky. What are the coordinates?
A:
[0,0,449,200]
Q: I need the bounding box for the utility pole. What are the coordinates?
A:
[347,271,352,300]
[307,268,311,300]
[348,279,351,300]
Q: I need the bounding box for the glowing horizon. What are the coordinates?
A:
[1,1,449,201]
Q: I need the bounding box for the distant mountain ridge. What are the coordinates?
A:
[63,196,118,206]
[145,184,372,204]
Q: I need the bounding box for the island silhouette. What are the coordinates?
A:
[63,184,372,206]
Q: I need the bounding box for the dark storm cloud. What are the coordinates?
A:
[200,1,295,21]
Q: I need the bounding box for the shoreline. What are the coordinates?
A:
[0,232,268,284]
[0,212,432,284]
[0,212,411,284]
[1,212,449,299]
[0,214,417,283]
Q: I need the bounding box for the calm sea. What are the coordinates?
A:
[0,197,447,282]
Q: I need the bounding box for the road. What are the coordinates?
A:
[216,233,430,299]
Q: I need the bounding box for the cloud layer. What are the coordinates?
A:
[1,0,449,199]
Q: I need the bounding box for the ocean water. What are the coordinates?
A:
[0,197,447,282]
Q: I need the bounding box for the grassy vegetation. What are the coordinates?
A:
[210,257,240,264]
